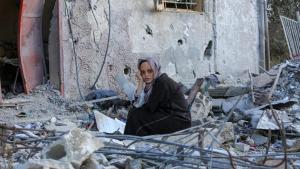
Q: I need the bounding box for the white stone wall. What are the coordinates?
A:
[58,0,260,99]
[215,0,259,78]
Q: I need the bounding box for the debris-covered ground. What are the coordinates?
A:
[2,60,300,168]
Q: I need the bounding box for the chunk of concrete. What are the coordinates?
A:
[190,93,212,123]
[42,128,104,169]
[15,159,74,169]
[222,95,255,113]
[126,159,142,169]
[45,119,78,133]
[287,139,300,152]
[253,72,275,88]
[251,134,268,146]
[80,156,104,169]
[91,153,109,166]
[200,122,234,148]
[256,110,292,130]
[208,85,249,97]
[109,156,132,169]
[235,142,250,152]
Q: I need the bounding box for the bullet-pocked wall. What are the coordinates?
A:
[57,0,260,99]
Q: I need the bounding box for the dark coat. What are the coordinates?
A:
[124,73,191,136]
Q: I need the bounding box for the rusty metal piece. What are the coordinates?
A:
[18,0,45,93]
[187,78,204,107]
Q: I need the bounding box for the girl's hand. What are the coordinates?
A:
[135,72,144,96]
[136,72,143,84]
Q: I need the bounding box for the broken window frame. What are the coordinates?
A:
[154,0,204,12]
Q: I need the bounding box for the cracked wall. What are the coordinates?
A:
[56,0,260,98]
[215,0,259,78]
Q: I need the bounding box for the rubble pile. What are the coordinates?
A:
[0,84,89,125]
[2,60,300,168]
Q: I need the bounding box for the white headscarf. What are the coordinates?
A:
[137,56,161,103]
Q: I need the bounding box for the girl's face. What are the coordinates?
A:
[140,62,154,84]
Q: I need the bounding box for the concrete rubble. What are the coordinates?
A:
[2,60,300,168]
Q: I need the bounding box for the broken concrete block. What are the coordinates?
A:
[108,155,132,168]
[42,128,104,169]
[91,153,109,166]
[190,93,211,123]
[45,119,78,133]
[80,156,103,169]
[208,85,249,97]
[15,159,74,169]
[287,139,300,152]
[125,159,142,169]
[291,160,300,168]
[235,142,250,152]
[290,123,300,134]
[222,95,255,114]
[253,72,275,88]
[286,139,297,148]
[251,134,268,146]
[256,110,292,130]
[200,122,234,148]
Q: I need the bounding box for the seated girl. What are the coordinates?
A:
[124,57,191,136]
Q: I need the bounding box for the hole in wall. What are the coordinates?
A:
[124,66,131,75]
[178,39,183,46]
[108,64,113,71]
[204,40,213,60]
[145,24,153,36]
[193,70,196,78]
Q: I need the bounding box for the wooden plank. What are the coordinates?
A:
[187,78,204,107]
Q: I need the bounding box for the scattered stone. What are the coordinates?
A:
[251,134,268,146]
[109,156,132,169]
[51,117,57,123]
[256,110,292,130]
[287,139,300,152]
[126,159,142,169]
[237,120,249,127]
[42,128,104,169]
[253,72,276,88]
[80,156,103,169]
[286,139,297,148]
[235,142,250,152]
[15,159,74,169]
[92,153,109,166]
[45,119,78,133]
[190,93,212,123]
[200,122,234,148]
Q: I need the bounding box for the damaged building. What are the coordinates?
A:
[3,1,300,168]
[0,0,268,99]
